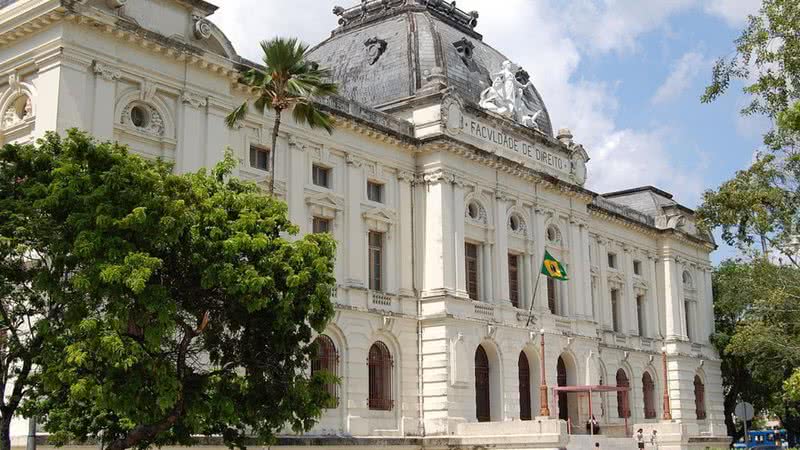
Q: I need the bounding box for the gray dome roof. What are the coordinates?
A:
[308,0,554,136]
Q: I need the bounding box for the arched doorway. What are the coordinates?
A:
[557,356,569,421]
[616,369,630,418]
[475,345,491,422]
[519,352,532,420]
[694,375,706,420]
[642,372,656,419]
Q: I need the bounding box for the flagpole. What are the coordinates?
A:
[525,271,542,327]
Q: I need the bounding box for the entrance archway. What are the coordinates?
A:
[519,352,531,420]
[475,345,491,422]
[557,356,568,421]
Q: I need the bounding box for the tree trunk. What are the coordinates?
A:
[105,412,180,450]
[723,391,739,441]
[268,109,282,197]
[0,415,13,450]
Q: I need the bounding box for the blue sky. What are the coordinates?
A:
[207,0,767,262]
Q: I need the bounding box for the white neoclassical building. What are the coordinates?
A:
[1,0,729,449]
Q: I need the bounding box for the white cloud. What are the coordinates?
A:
[703,0,761,27]
[205,0,731,204]
[651,51,707,105]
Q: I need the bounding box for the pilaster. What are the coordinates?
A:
[345,155,365,288]
[494,193,510,305]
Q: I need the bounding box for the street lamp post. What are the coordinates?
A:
[662,347,672,421]
[539,329,551,417]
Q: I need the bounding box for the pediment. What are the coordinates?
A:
[362,207,397,224]
[305,191,345,210]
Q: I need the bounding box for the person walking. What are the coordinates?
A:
[650,429,659,450]
[636,428,645,450]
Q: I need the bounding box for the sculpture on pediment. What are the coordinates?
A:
[479,60,543,130]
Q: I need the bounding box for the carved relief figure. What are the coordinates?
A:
[479,60,543,130]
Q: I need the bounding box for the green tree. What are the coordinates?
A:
[702,0,800,442]
[226,37,338,196]
[3,131,337,450]
[0,136,72,450]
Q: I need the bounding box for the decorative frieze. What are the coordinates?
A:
[92,61,122,81]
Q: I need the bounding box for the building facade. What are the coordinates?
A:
[0,0,728,449]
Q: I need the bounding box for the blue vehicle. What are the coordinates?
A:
[733,429,788,449]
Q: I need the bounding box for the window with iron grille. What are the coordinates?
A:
[312,164,331,188]
[636,295,646,337]
[313,217,331,234]
[475,345,491,422]
[465,243,480,300]
[694,376,706,420]
[547,277,558,315]
[368,341,393,411]
[311,335,339,408]
[508,254,520,308]
[616,369,631,418]
[643,372,656,419]
[367,181,384,203]
[249,145,270,171]
[368,231,383,291]
[611,289,620,332]
[518,352,532,421]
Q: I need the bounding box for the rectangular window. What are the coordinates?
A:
[637,295,646,337]
[312,164,331,188]
[368,231,383,291]
[508,254,520,308]
[608,252,617,269]
[611,289,620,332]
[685,300,694,341]
[313,217,331,234]
[465,243,480,301]
[367,181,384,203]
[547,277,558,315]
[249,145,270,171]
[633,260,642,276]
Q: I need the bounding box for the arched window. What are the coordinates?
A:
[475,345,491,422]
[642,372,656,419]
[616,369,630,418]
[311,335,339,408]
[546,225,561,244]
[518,352,532,421]
[368,341,393,411]
[694,375,706,420]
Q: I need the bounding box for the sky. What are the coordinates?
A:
[206,0,768,263]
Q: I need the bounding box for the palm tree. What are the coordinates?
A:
[226,37,338,196]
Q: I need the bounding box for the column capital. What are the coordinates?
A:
[92,60,122,81]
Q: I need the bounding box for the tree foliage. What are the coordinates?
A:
[226,37,338,196]
[702,0,800,442]
[2,131,337,450]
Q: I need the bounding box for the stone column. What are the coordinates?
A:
[91,61,120,140]
[598,238,611,329]
[345,155,365,288]
[533,208,549,311]
[286,138,307,233]
[703,266,715,341]
[567,219,582,317]
[453,182,468,298]
[398,171,415,297]
[482,242,494,302]
[647,254,662,338]
[494,194,510,305]
[580,224,593,321]
[623,246,637,335]
[661,255,683,340]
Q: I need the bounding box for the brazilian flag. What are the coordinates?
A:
[541,250,568,280]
